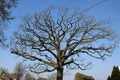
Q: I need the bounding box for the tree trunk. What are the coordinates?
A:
[56,68,63,80]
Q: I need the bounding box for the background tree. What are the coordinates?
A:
[0,0,18,47]
[12,62,26,80]
[11,6,117,80]
[107,66,120,80]
[0,67,9,74]
[25,73,35,80]
[107,76,111,80]
[0,67,10,77]
[0,67,12,80]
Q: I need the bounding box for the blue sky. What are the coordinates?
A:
[0,0,120,80]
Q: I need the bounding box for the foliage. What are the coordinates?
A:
[74,72,94,80]
[107,76,111,80]
[107,66,120,80]
[11,6,117,80]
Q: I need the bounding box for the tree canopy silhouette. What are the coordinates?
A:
[107,66,120,80]
[11,6,117,80]
[0,0,18,47]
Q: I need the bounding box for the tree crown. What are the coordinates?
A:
[11,6,117,74]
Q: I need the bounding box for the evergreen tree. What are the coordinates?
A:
[107,76,111,80]
[107,66,120,80]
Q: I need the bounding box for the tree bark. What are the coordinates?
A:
[56,68,63,80]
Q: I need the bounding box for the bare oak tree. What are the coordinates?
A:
[11,7,117,80]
